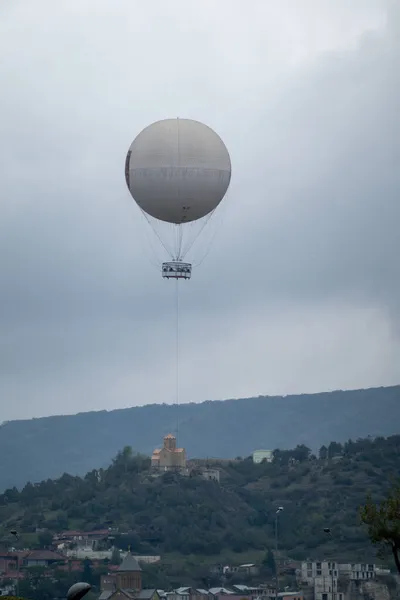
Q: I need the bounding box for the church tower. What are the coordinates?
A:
[163,434,177,451]
[115,552,142,592]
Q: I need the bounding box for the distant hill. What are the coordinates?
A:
[0,385,399,490]
[1,434,400,583]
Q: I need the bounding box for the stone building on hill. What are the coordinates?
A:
[151,434,186,471]
[99,552,159,600]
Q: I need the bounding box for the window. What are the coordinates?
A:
[368,564,374,571]
[317,570,322,576]
[322,595,328,600]
[307,571,312,578]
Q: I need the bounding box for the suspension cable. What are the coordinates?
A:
[175,278,180,446]
[140,208,172,259]
[181,209,216,259]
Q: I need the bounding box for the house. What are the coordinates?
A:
[238,564,259,576]
[224,564,259,576]
[200,468,220,483]
[23,550,65,568]
[99,551,159,600]
[151,435,186,471]
[54,529,112,549]
[167,588,211,600]
[0,550,29,575]
[231,585,266,597]
[252,450,273,464]
[277,593,303,600]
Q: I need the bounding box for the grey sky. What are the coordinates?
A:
[0,0,398,420]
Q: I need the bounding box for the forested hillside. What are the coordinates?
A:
[0,385,399,490]
[1,434,399,568]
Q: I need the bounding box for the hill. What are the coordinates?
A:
[0,385,399,490]
[1,435,400,582]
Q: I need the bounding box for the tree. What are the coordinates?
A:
[110,547,122,565]
[82,558,94,585]
[262,547,276,574]
[360,483,400,573]
[292,444,311,462]
[328,441,343,458]
[38,530,53,548]
[319,445,328,460]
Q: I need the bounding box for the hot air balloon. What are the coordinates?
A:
[125,118,231,279]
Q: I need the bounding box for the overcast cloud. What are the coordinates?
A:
[0,0,398,420]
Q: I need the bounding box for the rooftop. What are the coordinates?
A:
[26,550,65,561]
[118,553,142,572]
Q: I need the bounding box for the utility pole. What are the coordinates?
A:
[10,530,20,598]
[323,527,335,600]
[275,507,284,600]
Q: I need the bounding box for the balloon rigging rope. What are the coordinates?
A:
[181,209,216,259]
[140,208,172,259]
[194,207,225,268]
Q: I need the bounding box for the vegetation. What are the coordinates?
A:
[0,435,399,568]
[18,566,98,600]
[360,483,400,573]
[0,385,399,490]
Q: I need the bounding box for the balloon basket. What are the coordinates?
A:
[162,262,192,280]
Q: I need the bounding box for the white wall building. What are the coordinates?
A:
[338,563,376,581]
[252,450,273,464]
[300,561,376,600]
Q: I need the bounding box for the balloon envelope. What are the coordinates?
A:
[125,118,231,224]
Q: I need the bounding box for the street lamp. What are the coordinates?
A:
[275,507,284,600]
[323,528,335,600]
[10,530,20,597]
[67,582,92,600]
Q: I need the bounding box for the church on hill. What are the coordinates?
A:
[151,434,186,471]
[99,552,159,600]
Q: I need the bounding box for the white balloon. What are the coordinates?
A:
[125,118,231,224]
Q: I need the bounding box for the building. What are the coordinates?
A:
[200,468,220,483]
[252,450,273,464]
[0,550,29,576]
[24,550,65,568]
[300,561,376,600]
[54,528,112,549]
[100,552,159,600]
[301,561,338,582]
[151,434,186,471]
[66,547,161,563]
[227,564,260,576]
[301,561,376,584]
[337,563,376,581]
[167,588,212,600]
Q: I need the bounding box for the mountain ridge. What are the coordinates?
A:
[0,384,399,490]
